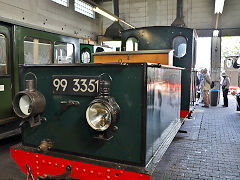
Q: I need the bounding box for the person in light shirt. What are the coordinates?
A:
[201,68,211,108]
[221,72,230,107]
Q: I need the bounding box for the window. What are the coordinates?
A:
[74,0,95,19]
[0,34,7,75]
[24,37,52,64]
[51,0,69,7]
[126,37,138,51]
[54,42,74,64]
[172,36,187,58]
[81,48,91,63]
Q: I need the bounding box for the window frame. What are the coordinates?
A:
[54,41,75,64]
[0,34,8,75]
[51,0,69,7]
[172,35,188,59]
[74,0,95,19]
[23,36,53,64]
[126,36,139,51]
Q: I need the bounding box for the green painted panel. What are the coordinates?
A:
[0,23,14,120]
[12,25,81,96]
[14,26,80,64]
[21,64,144,165]
[0,77,13,119]
[122,26,195,111]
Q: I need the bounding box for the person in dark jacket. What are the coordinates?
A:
[221,72,230,107]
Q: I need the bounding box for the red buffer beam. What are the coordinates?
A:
[10,148,150,180]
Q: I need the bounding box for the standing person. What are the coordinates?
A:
[198,69,205,103]
[201,68,211,108]
[221,72,230,107]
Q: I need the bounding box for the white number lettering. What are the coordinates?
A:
[53,78,67,91]
[54,77,99,94]
[88,79,95,93]
[80,79,87,92]
[61,79,67,91]
[95,80,99,92]
[53,79,61,91]
[73,79,80,92]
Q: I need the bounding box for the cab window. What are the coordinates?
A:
[24,37,52,64]
[54,42,74,64]
[172,36,187,58]
[0,34,7,75]
[126,37,138,51]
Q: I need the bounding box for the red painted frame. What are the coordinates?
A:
[10,148,150,180]
[180,110,189,119]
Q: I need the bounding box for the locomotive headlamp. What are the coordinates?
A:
[86,75,120,133]
[86,102,112,131]
[13,73,46,127]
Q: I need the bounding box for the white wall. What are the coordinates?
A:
[100,0,240,33]
[0,0,98,41]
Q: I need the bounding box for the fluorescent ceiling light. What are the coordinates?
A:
[93,6,135,29]
[93,7,118,21]
[213,30,219,37]
[119,19,135,29]
[215,0,225,14]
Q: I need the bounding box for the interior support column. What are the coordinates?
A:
[211,36,221,89]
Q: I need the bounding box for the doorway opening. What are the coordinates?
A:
[195,37,212,71]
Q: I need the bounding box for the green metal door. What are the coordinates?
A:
[0,24,14,123]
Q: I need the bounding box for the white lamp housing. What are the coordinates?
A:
[215,0,225,14]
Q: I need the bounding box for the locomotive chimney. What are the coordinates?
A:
[104,0,124,40]
[171,0,186,27]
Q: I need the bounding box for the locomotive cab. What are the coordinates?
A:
[121,26,198,118]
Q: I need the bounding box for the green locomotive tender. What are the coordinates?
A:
[11,63,182,179]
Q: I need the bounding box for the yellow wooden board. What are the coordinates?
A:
[93,50,173,66]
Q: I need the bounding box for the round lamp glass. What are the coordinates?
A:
[86,102,111,131]
[19,95,31,116]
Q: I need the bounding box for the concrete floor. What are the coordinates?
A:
[0,135,25,179]
[0,95,240,179]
